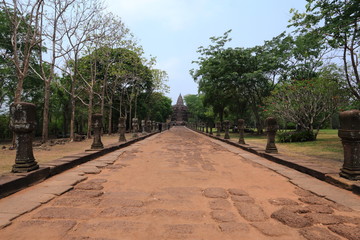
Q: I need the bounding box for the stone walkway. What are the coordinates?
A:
[0,126,359,240]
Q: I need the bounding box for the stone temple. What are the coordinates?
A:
[171,94,189,125]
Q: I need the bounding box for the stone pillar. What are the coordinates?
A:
[132,118,139,138]
[141,120,146,134]
[238,119,245,144]
[118,117,126,142]
[152,121,156,132]
[91,114,104,150]
[265,117,278,153]
[338,110,360,180]
[209,123,213,135]
[224,120,230,139]
[146,120,152,133]
[216,122,221,137]
[10,102,39,173]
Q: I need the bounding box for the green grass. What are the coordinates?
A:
[212,129,343,162]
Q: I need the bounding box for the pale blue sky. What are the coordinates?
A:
[104,0,307,104]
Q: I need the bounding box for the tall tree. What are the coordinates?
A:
[1,0,43,102]
[266,65,347,138]
[35,0,75,143]
[60,0,103,141]
[290,0,360,100]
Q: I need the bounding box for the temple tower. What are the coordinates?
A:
[171,94,189,125]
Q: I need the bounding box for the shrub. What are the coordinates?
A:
[277,130,316,143]
[0,115,11,140]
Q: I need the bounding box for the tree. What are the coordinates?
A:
[290,0,360,101]
[76,46,152,136]
[60,0,103,141]
[191,32,275,132]
[1,0,43,102]
[35,0,76,143]
[183,94,214,124]
[190,30,234,123]
[151,69,170,94]
[137,92,172,122]
[266,66,347,138]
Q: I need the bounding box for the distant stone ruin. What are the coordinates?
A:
[171,94,189,125]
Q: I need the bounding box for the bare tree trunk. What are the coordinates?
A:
[134,91,138,118]
[87,88,93,139]
[69,74,76,141]
[42,80,51,142]
[129,102,132,132]
[62,105,67,137]
[108,96,113,135]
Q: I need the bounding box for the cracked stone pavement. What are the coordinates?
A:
[0,126,359,240]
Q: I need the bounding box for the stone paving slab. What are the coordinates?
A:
[195,129,360,195]
[44,172,87,185]
[0,127,358,240]
[0,219,11,229]
[0,212,18,228]
[82,161,108,168]
[14,191,56,204]
[75,166,102,174]
[0,133,151,229]
[33,185,74,196]
[0,198,42,215]
[206,134,360,211]
[0,132,158,199]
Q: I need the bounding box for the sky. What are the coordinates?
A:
[104,0,307,104]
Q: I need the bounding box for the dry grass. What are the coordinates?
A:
[0,134,133,175]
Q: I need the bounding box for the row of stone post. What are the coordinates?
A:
[9,102,162,173]
[196,118,279,154]
[8,102,360,180]
[193,111,360,180]
[89,117,161,150]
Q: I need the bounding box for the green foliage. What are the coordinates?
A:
[191,31,277,131]
[0,5,42,107]
[0,114,11,140]
[266,67,348,136]
[290,0,360,101]
[183,94,215,124]
[277,130,316,143]
[137,92,172,122]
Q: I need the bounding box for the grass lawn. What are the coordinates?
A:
[0,134,133,175]
[214,129,343,163]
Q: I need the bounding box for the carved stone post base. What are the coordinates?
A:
[91,114,104,150]
[238,119,245,144]
[338,110,360,180]
[141,120,146,135]
[216,122,221,137]
[132,118,139,138]
[224,120,230,139]
[265,117,278,153]
[146,120,152,133]
[340,168,360,180]
[118,117,126,142]
[10,102,39,173]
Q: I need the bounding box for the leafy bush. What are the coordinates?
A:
[277,130,316,143]
[0,115,11,140]
[286,122,297,129]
